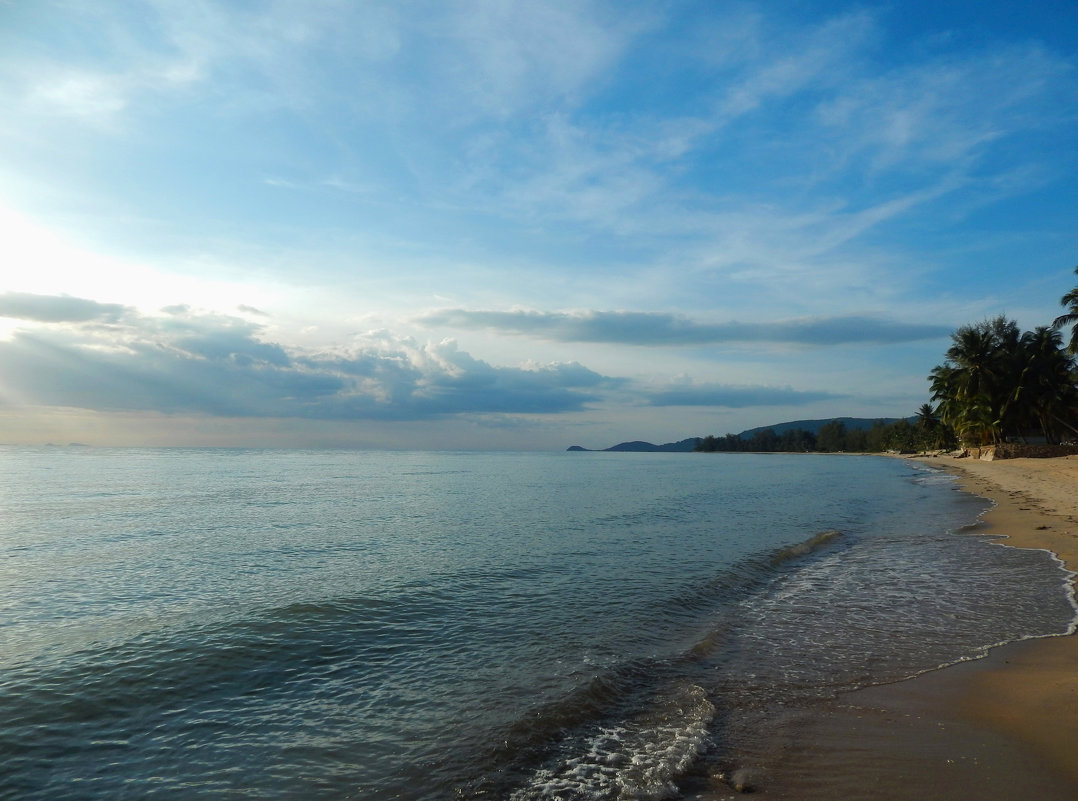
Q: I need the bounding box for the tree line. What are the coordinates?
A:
[697,267,1078,453]
[928,268,1078,446]
[927,266,1078,448]
[694,416,939,454]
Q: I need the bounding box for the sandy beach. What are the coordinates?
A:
[919,455,1078,785]
[703,454,1078,800]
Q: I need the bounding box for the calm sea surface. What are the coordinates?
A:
[0,448,1074,800]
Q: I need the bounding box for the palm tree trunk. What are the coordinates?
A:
[1051,413,1078,439]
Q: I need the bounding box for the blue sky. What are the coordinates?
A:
[0,0,1075,449]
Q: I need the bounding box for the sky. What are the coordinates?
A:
[0,0,1076,450]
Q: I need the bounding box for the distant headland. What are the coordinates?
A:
[567,438,701,453]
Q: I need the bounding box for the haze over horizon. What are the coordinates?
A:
[1,1,1075,450]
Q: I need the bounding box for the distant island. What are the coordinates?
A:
[567,417,911,453]
[567,437,701,453]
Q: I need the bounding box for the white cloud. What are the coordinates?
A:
[415,308,953,346]
[29,72,131,120]
[442,0,631,117]
[814,43,1071,172]
[0,294,881,427]
[716,10,877,119]
[0,299,615,420]
[0,3,1074,446]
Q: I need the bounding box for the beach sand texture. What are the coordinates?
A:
[702,455,1078,800]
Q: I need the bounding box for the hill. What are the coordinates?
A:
[737,417,908,439]
[566,417,915,452]
[566,438,700,453]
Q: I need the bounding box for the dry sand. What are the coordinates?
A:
[701,454,1078,800]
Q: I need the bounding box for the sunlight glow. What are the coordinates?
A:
[0,202,283,320]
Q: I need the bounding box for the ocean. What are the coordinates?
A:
[1,447,1074,800]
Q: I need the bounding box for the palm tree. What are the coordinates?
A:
[943,319,1019,444]
[928,272,1078,448]
[929,316,1027,446]
[1014,327,1072,443]
[914,402,943,450]
[915,402,936,429]
[1053,265,1078,354]
[930,363,991,445]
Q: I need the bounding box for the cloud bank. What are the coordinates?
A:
[0,294,850,422]
[0,292,130,323]
[644,385,842,408]
[0,295,610,421]
[416,309,952,346]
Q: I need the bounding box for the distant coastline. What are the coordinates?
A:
[567,416,907,452]
[567,438,699,453]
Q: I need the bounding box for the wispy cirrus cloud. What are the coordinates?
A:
[715,10,877,120]
[815,42,1073,173]
[4,0,351,127]
[415,309,952,346]
[439,7,1075,304]
[456,11,880,232]
[2,3,1074,448]
[439,0,636,119]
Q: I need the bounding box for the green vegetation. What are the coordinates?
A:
[929,316,1077,446]
[694,417,940,454]
[697,267,1078,453]
[1053,266,1078,354]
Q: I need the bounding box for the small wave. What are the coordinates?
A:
[508,681,714,801]
[768,529,842,567]
[398,469,471,476]
[906,462,960,487]
[502,667,644,743]
[669,529,847,617]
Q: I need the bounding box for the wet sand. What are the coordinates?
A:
[921,455,1078,787]
[700,454,1078,800]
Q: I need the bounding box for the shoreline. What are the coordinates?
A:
[700,454,1078,800]
[916,455,1078,786]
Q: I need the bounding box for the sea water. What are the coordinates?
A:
[0,448,1074,800]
